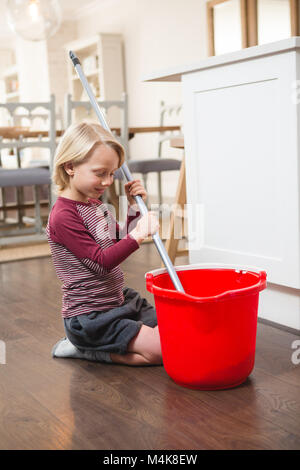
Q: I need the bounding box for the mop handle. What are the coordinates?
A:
[69,51,185,293]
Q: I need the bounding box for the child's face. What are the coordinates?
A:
[65,144,120,202]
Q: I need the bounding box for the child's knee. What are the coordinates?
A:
[145,331,163,364]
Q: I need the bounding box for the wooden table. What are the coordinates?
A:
[0,126,181,140]
[169,137,184,149]
[0,127,63,139]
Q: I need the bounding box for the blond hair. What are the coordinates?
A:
[52,121,125,194]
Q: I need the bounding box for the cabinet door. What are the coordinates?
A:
[182,51,300,288]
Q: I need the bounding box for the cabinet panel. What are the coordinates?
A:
[182,53,300,288]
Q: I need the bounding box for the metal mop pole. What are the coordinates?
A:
[69,51,185,293]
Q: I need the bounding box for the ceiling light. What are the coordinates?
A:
[6,0,62,42]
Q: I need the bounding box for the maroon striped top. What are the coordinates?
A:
[46,196,141,318]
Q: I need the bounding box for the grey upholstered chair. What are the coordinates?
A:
[0,95,56,245]
[127,101,183,207]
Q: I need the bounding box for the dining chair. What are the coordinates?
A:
[0,95,56,245]
[64,93,128,219]
[127,100,184,207]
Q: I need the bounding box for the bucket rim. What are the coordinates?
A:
[145,263,267,302]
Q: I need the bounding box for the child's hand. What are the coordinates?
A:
[124,179,147,206]
[130,212,160,244]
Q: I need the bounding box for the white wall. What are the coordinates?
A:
[0,49,14,80]
[75,0,208,201]
[47,20,78,122]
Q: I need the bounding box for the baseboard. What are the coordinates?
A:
[258,317,300,335]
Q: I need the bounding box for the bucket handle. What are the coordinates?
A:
[146,273,154,293]
[258,270,267,291]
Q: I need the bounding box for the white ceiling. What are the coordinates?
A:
[0,0,97,39]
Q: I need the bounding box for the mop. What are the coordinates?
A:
[69,51,185,293]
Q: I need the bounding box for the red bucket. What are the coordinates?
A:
[146,263,267,390]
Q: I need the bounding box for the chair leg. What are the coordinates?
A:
[34,185,43,233]
[0,150,3,222]
[158,172,162,207]
[1,187,11,223]
[1,187,16,224]
[0,188,4,222]
[142,174,148,194]
[16,186,25,227]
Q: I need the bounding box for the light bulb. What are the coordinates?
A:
[28,0,40,22]
[6,0,62,42]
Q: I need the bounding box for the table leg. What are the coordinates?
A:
[163,156,188,266]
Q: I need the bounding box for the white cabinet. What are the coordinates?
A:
[144,38,300,331]
[65,33,125,126]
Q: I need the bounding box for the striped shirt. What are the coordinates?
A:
[46,196,141,319]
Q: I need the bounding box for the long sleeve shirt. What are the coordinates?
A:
[46,196,141,318]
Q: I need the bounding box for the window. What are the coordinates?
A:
[207,0,299,56]
[258,0,291,44]
[214,0,242,55]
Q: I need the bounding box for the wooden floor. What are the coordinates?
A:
[0,243,299,450]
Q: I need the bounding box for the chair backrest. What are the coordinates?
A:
[158,100,183,158]
[64,92,129,157]
[0,95,56,174]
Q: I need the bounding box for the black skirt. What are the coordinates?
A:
[64,286,157,355]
